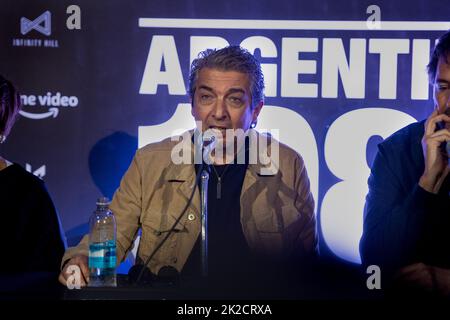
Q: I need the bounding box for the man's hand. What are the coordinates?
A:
[58,254,89,287]
[419,109,450,194]
[395,262,450,296]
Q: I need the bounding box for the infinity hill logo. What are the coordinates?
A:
[12,7,81,48]
[13,10,58,48]
[21,11,51,36]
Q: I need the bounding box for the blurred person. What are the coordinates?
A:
[0,75,66,294]
[360,30,450,296]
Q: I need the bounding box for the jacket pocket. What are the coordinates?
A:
[251,208,282,254]
[253,208,282,233]
[252,206,300,254]
[280,205,301,229]
[139,212,188,268]
[141,211,188,234]
[253,205,300,233]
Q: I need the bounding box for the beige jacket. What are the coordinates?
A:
[62,130,317,274]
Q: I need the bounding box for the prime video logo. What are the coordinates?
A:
[20,92,79,120]
[21,11,51,36]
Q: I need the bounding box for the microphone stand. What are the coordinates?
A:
[199,134,215,278]
[200,168,210,278]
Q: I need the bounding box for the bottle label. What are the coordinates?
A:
[89,240,116,269]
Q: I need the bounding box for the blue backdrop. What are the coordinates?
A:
[0,0,448,271]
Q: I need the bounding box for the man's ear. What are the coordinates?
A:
[252,101,263,122]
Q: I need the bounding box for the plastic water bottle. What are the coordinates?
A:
[88,197,117,287]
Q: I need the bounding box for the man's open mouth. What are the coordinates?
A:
[208,126,229,131]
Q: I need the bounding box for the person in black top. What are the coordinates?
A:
[182,138,251,280]
[0,75,66,295]
[360,30,450,296]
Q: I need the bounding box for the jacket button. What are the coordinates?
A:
[154,230,162,236]
[188,213,195,221]
[171,257,177,263]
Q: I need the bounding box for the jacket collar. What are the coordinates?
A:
[161,129,279,214]
[163,129,278,177]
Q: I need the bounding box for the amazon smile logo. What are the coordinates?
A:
[20,92,79,120]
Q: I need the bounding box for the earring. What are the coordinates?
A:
[250,121,257,129]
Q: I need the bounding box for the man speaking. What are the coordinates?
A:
[59,46,317,294]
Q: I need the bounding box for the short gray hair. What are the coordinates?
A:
[189,45,265,108]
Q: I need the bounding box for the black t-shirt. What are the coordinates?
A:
[0,164,65,273]
[182,154,250,278]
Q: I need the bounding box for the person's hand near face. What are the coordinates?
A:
[419,56,450,194]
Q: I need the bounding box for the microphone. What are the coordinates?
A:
[195,130,216,165]
[155,266,180,286]
[128,265,179,286]
[133,133,212,285]
[128,264,154,285]
[202,135,216,164]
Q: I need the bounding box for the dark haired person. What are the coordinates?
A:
[360,31,450,295]
[59,46,317,296]
[0,75,66,295]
